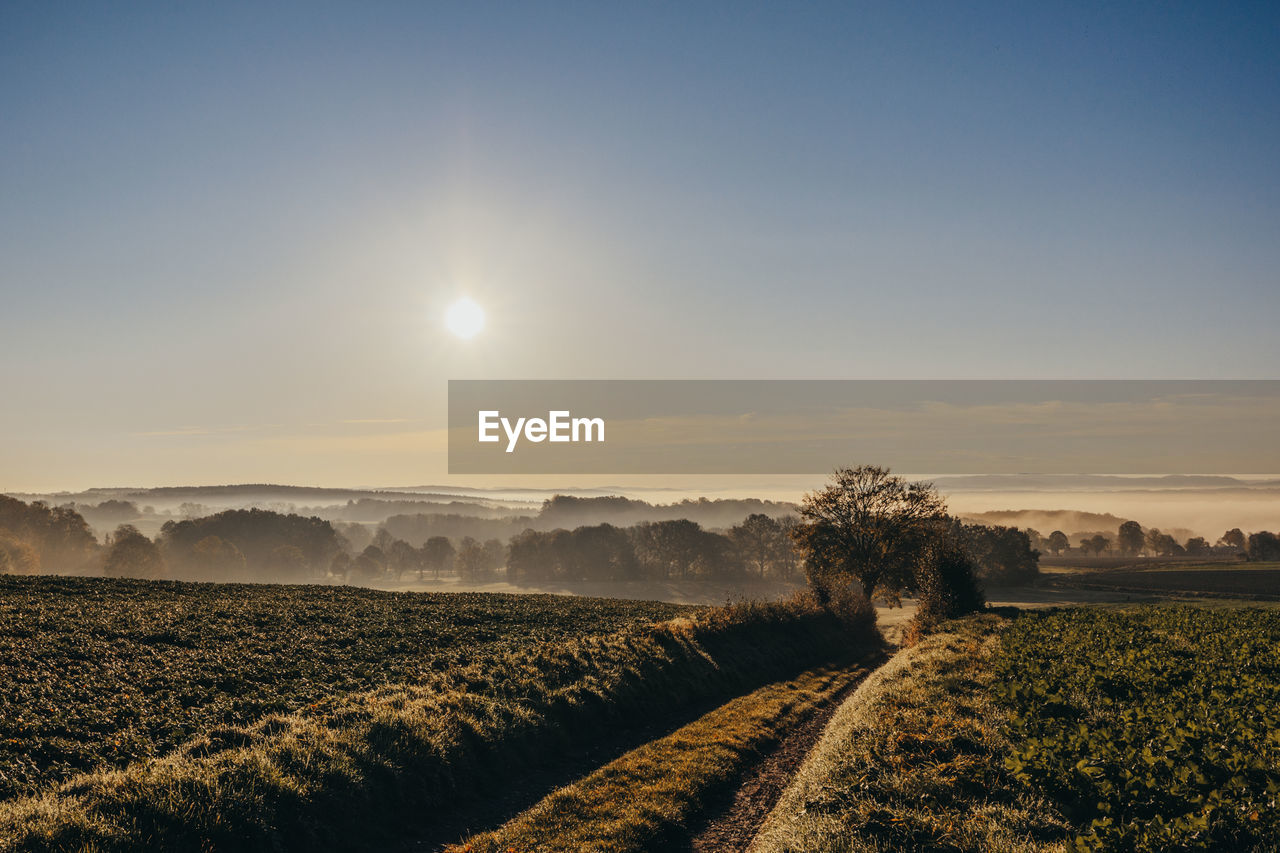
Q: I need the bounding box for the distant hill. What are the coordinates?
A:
[957,508,1201,542]
[957,508,1130,535]
[933,474,1280,492]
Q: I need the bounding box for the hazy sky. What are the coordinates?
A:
[2,2,1278,490]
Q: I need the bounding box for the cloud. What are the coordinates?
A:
[133,424,270,437]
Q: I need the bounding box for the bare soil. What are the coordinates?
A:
[680,657,883,853]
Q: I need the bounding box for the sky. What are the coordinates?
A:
[2,2,1278,491]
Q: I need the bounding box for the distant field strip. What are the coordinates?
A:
[0,581,865,852]
[450,663,871,853]
[1059,568,1280,599]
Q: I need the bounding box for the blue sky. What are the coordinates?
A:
[2,2,1278,489]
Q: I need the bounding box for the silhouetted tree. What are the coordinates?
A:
[1083,534,1112,556]
[372,527,396,554]
[951,520,1040,584]
[420,536,455,579]
[791,465,946,603]
[455,536,490,581]
[1218,528,1247,553]
[0,531,40,574]
[692,531,743,578]
[360,544,386,570]
[1117,521,1144,556]
[774,515,802,581]
[730,514,784,578]
[72,500,140,527]
[161,509,343,580]
[388,539,421,580]
[508,521,738,585]
[0,496,97,572]
[335,521,373,553]
[1045,530,1070,556]
[482,538,507,575]
[1145,528,1180,557]
[1184,536,1210,557]
[1247,531,1280,562]
[631,519,708,580]
[103,525,165,579]
[329,551,352,580]
[507,529,557,584]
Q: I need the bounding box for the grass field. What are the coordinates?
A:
[754,606,1280,853]
[0,577,870,852]
[0,575,691,801]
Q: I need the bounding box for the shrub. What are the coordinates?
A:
[905,545,985,644]
[819,584,880,645]
[917,544,985,621]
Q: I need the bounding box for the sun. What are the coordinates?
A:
[444,297,485,339]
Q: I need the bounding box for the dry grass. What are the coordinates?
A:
[749,614,1071,853]
[450,664,863,853]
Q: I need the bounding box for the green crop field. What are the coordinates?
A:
[752,607,1280,853]
[996,607,1280,851]
[0,575,690,801]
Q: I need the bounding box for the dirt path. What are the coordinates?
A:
[401,688,737,852]
[681,655,884,853]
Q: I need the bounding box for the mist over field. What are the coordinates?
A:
[11,473,1278,544]
[947,490,1280,542]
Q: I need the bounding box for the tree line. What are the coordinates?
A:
[5,482,1277,587]
[0,496,97,574]
[0,488,1036,589]
[1030,521,1276,560]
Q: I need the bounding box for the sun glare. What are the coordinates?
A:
[445,297,485,339]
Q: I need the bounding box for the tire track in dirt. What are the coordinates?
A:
[682,653,886,853]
